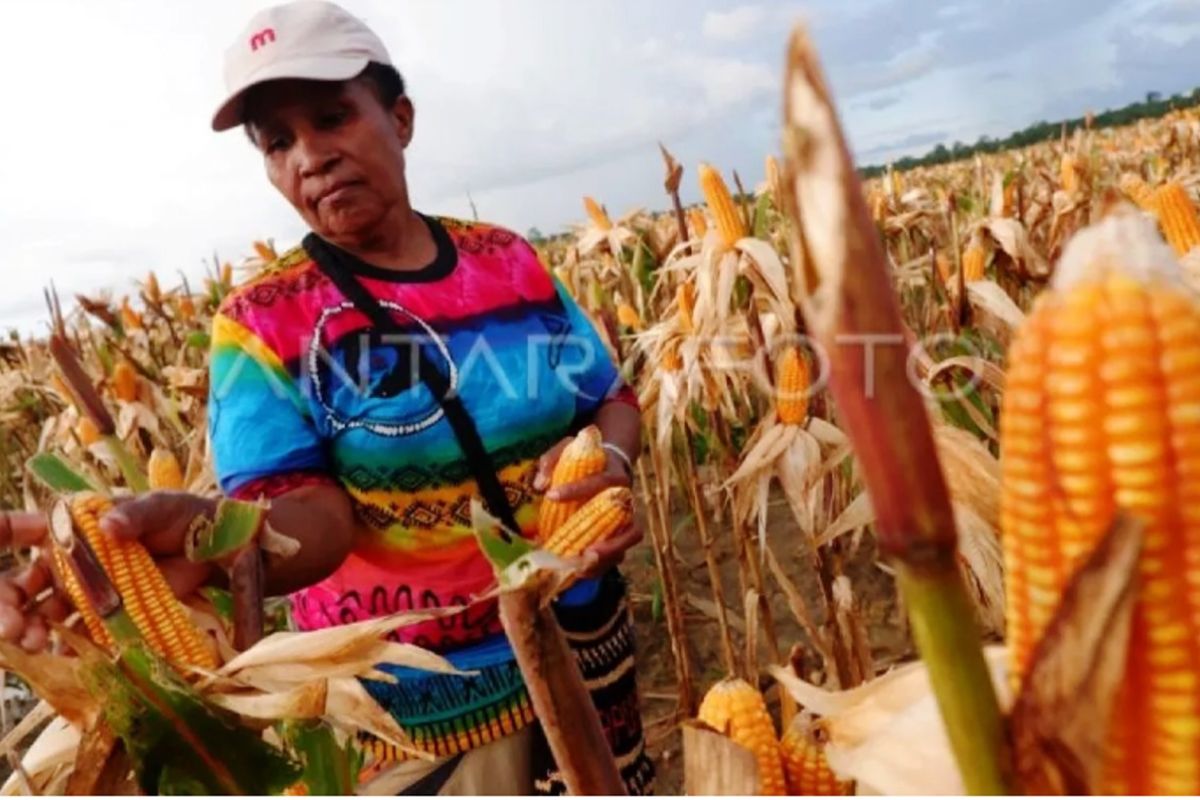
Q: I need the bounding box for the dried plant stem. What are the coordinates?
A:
[498,588,625,796]
[637,458,696,716]
[780,26,1010,794]
[678,432,737,676]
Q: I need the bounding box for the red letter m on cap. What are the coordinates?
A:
[250,28,276,51]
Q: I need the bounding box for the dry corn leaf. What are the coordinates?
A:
[1009,513,1143,795]
[682,722,761,796]
[770,646,1011,795]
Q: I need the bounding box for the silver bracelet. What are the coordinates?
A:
[602,442,634,478]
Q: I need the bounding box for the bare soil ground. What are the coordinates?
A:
[624,486,912,794]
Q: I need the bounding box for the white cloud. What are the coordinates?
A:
[702,5,768,43]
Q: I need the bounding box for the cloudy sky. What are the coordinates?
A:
[2,0,1198,334]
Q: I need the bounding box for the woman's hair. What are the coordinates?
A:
[243,62,407,144]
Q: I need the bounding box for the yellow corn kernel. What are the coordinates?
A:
[689,208,709,239]
[148,448,184,491]
[583,196,613,232]
[67,493,217,670]
[1000,213,1200,794]
[781,715,852,795]
[697,678,786,796]
[1119,173,1157,211]
[541,486,632,557]
[111,361,138,403]
[776,346,810,426]
[698,163,746,249]
[1152,182,1200,257]
[538,426,608,541]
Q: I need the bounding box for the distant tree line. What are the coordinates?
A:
[859,87,1200,178]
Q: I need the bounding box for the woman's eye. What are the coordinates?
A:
[265,135,289,153]
[317,110,348,129]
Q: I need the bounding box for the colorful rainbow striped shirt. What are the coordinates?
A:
[207,215,635,753]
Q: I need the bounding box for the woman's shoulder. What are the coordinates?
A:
[213,243,328,336]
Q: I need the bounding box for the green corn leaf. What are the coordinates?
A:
[26,453,95,492]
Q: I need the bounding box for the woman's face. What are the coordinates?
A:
[243,77,414,245]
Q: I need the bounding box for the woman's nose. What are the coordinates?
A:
[295,135,340,177]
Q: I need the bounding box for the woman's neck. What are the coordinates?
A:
[333,207,435,271]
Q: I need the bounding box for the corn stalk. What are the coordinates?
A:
[778,26,1010,794]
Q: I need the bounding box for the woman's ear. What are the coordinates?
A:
[392,96,415,148]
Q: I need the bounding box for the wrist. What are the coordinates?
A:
[601,441,634,480]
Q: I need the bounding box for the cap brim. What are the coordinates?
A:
[211,54,371,132]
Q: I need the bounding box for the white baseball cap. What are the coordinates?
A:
[212,0,392,132]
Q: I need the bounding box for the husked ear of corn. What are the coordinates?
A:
[775,346,811,426]
[537,426,607,540]
[698,163,747,249]
[1119,173,1156,211]
[962,235,987,282]
[1151,181,1200,257]
[583,196,613,232]
[75,416,101,447]
[175,293,197,323]
[616,302,642,330]
[688,207,709,239]
[1060,153,1082,194]
[696,678,786,796]
[119,298,142,331]
[541,486,632,557]
[780,714,852,796]
[1000,212,1200,794]
[148,448,184,491]
[112,360,138,403]
[677,282,696,334]
[62,493,218,670]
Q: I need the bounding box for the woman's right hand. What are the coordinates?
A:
[0,493,218,652]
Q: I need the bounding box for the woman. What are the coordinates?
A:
[0,1,654,794]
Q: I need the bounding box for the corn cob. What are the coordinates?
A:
[119,298,142,331]
[144,272,162,304]
[1000,213,1200,794]
[776,346,810,426]
[541,486,632,557]
[1060,153,1082,194]
[175,293,197,323]
[75,416,101,447]
[583,196,613,232]
[688,207,709,239]
[1151,181,1200,257]
[112,360,138,403]
[253,240,278,262]
[962,236,987,282]
[696,678,786,796]
[677,282,696,334]
[148,448,184,491]
[50,546,113,648]
[537,426,608,541]
[1119,173,1156,211]
[781,715,851,796]
[698,163,746,249]
[64,493,217,670]
[616,303,642,331]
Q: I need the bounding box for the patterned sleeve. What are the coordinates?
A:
[547,271,641,419]
[207,311,335,500]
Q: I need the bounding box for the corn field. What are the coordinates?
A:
[3,25,1200,796]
